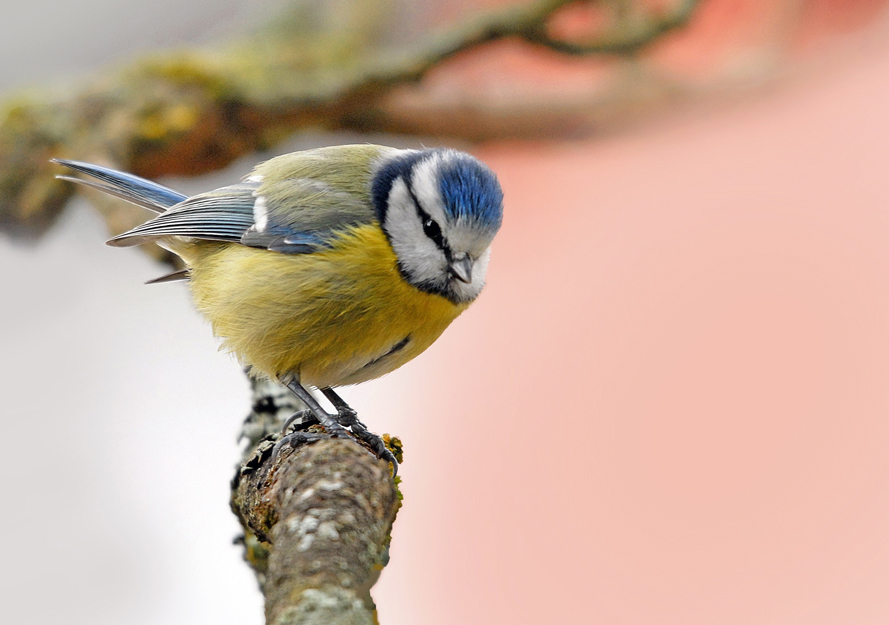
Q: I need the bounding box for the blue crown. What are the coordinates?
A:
[437,154,503,233]
[372,149,503,233]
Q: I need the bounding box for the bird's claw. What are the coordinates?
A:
[348,419,399,477]
[332,407,360,428]
[270,430,325,464]
[280,409,318,435]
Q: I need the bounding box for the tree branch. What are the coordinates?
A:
[232,378,402,625]
[0,0,700,240]
[233,437,400,625]
[522,0,700,55]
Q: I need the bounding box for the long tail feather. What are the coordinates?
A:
[55,175,172,213]
[52,159,187,213]
[145,268,190,284]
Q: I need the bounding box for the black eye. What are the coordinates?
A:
[423,218,444,248]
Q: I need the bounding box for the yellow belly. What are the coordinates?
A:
[173,224,468,388]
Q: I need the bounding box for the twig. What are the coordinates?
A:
[522,0,699,55]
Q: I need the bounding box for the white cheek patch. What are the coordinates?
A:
[253,195,268,232]
[473,246,492,285]
[386,180,421,238]
[385,178,447,285]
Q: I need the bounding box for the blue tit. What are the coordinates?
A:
[53,144,504,472]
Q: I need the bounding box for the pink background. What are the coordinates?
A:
[374,32,889,625]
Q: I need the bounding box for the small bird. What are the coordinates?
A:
[53,145,504,473]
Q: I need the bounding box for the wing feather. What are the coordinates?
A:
[61,145,393,255]
[107,183,261,247]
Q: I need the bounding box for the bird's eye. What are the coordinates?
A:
[423,218,444,248]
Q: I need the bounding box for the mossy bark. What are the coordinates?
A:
[232,435,401,625]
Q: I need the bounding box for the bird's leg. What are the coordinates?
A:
[320,387,361,426]
[273,379,397,474]
[271,378,349,463]
[321,387,398,475]
[284,379,348,437]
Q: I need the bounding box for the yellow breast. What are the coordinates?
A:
[174,224,469,388]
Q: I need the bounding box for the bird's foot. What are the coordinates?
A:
[347,418,399,476]
[272,409,347,463]
[272,416,397,475]
[278,381,398,475]
[331,405,360,428]
[280,409,318,434]
[320,389,398,475]
[328,406,397,475]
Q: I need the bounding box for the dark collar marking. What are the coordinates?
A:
[361,336,411,371]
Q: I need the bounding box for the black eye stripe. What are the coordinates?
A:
[405,175,449,253]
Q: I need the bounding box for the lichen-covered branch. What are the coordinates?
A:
[233,437,400,625]
[0,0,699,240]
[232,377,402,625]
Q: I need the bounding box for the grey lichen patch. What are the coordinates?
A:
[287,513,320,536]
[275,587,372,625]
[316,521,341,541]
[297,533,316,552]
[316,479,345,491]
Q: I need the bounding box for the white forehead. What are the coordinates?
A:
[409,152,450,225]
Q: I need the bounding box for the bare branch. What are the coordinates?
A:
[0,0,700,240]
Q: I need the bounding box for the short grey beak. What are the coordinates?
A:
[449,256,473,284]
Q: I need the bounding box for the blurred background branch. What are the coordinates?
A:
[0,0,701,245]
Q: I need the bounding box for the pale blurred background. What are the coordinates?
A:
[3,1,889,624]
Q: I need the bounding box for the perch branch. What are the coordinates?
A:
[232,377,403,624]
[233,436,401,625]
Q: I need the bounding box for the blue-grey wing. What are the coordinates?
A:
[107,177,374,254]
[106,182,259,247]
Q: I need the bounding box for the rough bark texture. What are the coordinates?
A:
[232,434,401,625]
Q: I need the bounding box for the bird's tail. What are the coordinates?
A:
[52,159,193,284]
[51,159,187,213]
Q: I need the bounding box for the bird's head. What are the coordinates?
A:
[372,148,504,304]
